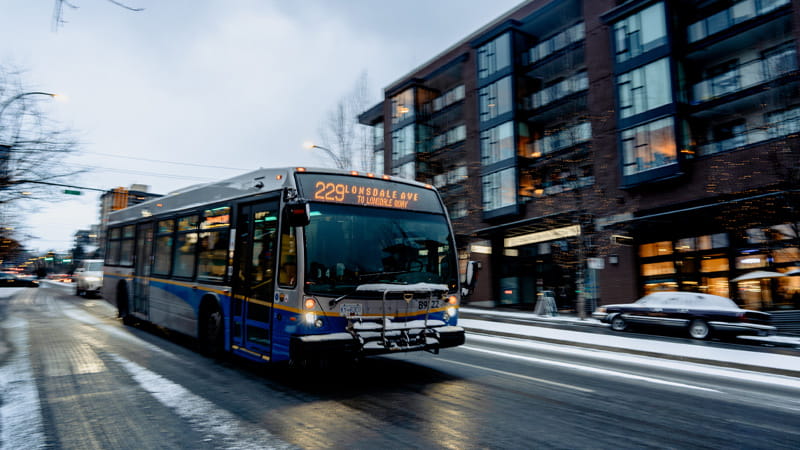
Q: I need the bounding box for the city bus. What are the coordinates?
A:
[101,167,465,364]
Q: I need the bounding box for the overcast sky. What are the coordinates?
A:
[1,0,523,254]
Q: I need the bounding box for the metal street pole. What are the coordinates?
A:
[0,91,58,119]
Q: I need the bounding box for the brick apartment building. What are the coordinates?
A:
[359,0,800,312]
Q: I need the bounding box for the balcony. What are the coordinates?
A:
[691,48,798,104]
[529,72,588,111]
[526,22,585,66]
[530,122,592,157]
[687,0,790,43]
[696,110,800,157]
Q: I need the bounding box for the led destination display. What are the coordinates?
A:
[295,173,443,213]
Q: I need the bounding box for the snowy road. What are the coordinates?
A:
[1,284,798,449]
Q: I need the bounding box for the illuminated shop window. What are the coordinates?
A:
[736,254,767,269]
[639,241,673,257]
[641,261,676,276]
[701,257,730,273]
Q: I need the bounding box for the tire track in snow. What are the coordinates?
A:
[110,354,295,449]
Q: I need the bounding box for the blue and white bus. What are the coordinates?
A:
[102,167,465,363]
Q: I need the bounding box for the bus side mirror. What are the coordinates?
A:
[462,260,481,296]
[285,199,311,227]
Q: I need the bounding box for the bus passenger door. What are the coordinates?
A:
[231,200,279,356]
[132,222,153,317]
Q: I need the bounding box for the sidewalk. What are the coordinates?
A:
[459,306,800,376]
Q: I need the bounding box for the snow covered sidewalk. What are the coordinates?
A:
[459,307,800,374]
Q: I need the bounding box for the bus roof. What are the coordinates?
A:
[107,167,433,225]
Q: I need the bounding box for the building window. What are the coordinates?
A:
[479,76,513,122]
[374,149,384,173]
[448,199,468,220]
[478,33,511,79]
[433,85,465,112]
[432,124,467,151]
[532,122,592,156]
[613,2,667,63]
[767,107,800,139]
[482,168,516,211]
[528,22,585,65]
[394,161,415,180]
[617,58,672,119]
[391,89,415,124]
[621,117,677,176]
[373,122,384,148]
[480,121,515,165]
[639,240,673,257]
[433,166,468,188]
[641,261,676,276]
[391,125,415,161]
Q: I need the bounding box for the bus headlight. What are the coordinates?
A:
[304,312,316,325]
[446,306,456,318]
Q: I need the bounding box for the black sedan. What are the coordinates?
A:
[592,292,775,339]
[0,272,39,288]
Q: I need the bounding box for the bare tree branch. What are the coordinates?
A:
[315,71,374,171]
[0,66,84,207]
[52,0,143,30]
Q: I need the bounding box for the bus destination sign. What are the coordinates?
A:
[295,173,442,213]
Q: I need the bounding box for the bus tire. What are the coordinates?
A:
[117,283,134,325]
[199,300,224,358]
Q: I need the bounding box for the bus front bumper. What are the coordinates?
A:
[290,326,465,360]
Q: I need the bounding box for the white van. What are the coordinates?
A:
[74,259,104,297]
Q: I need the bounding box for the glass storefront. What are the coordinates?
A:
[638,225,800,310]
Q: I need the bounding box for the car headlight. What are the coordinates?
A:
[85,276,101,282]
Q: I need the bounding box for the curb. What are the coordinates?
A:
[459,311,800,378]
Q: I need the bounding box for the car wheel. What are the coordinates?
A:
[610,314,628,332]
[688,319,710,340]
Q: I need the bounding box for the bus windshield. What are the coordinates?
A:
[304,203,458,295]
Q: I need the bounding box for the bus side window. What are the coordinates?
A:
[278,225,297,287]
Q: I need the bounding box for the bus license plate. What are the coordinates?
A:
[340,303,363,317]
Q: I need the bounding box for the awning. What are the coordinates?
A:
[731,270,786,282]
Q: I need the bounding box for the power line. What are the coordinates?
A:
[74,164,215,181]
[80,151,249,171]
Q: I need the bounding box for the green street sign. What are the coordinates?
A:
[64,189,82,195]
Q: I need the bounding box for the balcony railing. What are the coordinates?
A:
[527,22,584,65]
[531,122,592,156]
[691,48,797,104]
[696,112,800,156]
[688,0,790,43]
[530,72,588,110]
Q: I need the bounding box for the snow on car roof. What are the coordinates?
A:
[638,292,740,309]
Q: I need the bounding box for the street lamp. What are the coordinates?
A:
[0,91,60,118]
[304,141,346,168]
